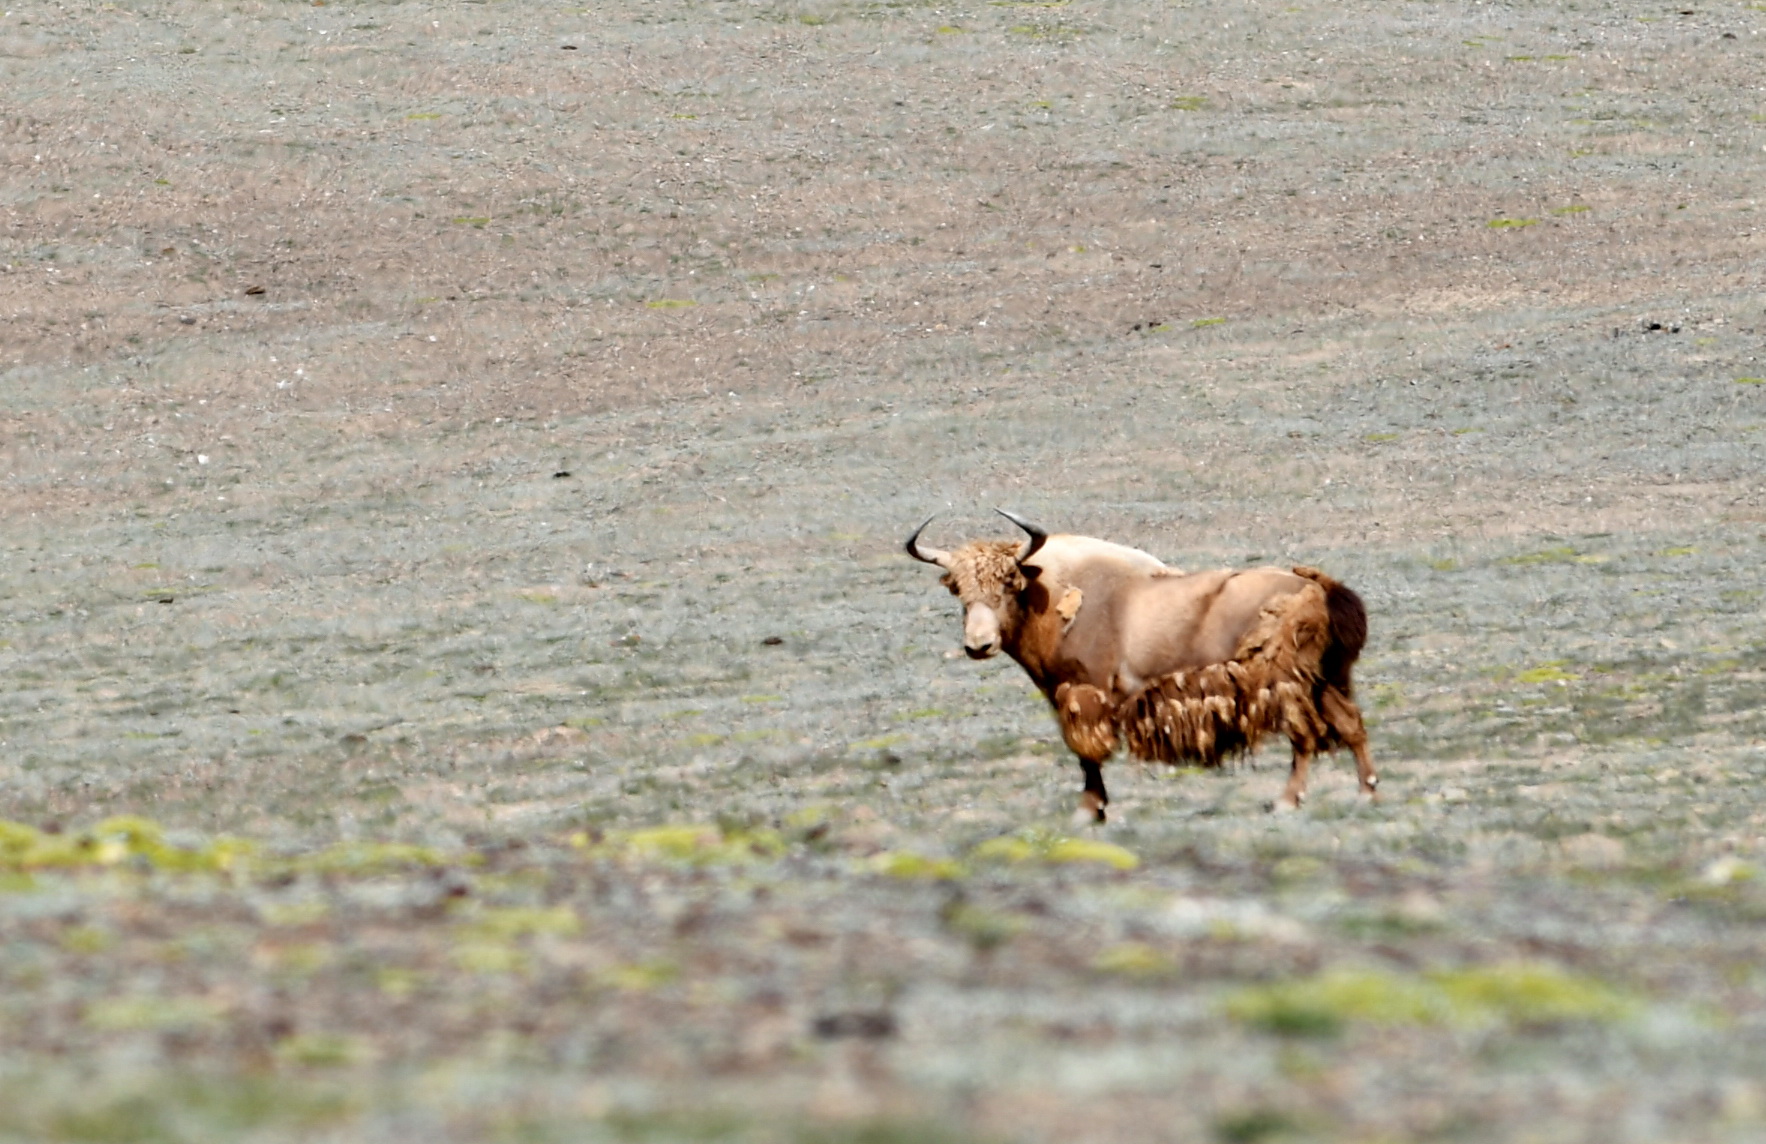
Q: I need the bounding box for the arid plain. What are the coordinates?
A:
[3,0,1766,1140]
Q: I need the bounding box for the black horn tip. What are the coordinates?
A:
[994,508,1047,538]
[905,514,947,564]
[994,508,1050,562]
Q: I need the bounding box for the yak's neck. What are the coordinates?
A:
[1004,604,1068,700]
[1004,642,1049,695]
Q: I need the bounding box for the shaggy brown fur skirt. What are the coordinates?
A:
[1118,577,1336,765]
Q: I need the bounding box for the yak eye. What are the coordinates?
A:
[940,574,958,594]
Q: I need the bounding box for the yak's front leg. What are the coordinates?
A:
[1055,683,1117,823]
[1079,759,1109,823]
[1276,746,1314,812]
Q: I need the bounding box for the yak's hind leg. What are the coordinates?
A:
[1277,687,1375,811]
[1321,684,1378,801]
[1055,683,1117,823]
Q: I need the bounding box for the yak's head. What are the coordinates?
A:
[906,510,1049,660]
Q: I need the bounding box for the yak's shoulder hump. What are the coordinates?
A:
[1029,535,1167,583]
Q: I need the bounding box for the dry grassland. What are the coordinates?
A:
[3,0,1766,1140]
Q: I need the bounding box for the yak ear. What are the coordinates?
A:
[994,508,1049,564]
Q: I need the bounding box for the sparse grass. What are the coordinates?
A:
[1501,545,1608,565]
[6,0,1766,1139]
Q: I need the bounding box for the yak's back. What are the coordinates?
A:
[1116,566,1316,681]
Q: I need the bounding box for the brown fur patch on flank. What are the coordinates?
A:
[1121,581,1333,766]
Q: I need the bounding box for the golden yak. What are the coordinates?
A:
[907,510,1377,821]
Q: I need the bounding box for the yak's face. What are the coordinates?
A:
[907,512,1048,661]
[937,541,1028,660]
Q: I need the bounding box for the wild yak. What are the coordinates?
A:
[907,510,1377,821]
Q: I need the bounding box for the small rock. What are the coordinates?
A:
[812,1011,896,1040]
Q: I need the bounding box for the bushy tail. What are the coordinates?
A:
[1293,566,1366,697]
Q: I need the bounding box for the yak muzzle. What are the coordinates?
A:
[962,604,1003,660]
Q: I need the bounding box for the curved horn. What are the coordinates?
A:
[995,508,1049,564]
[905,515,952,566]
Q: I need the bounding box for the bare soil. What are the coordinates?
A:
[3,0,1766,1140]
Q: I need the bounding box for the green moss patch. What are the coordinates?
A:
[1227,963,1636,1037]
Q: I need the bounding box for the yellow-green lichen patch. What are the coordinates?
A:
[971,831,1138,870]
[1092,941,1179,979]
[452,942,528,975]
[295,841,454,876]
[457,905,581,941]
[85,995,227,1033]
[572,824,787,866]
[1516,663,1577,684]
[868,850,966,881]
[1227,963,1636,1037]
[599,959,680,992]
[1501,546,1608,566]
[941,902,1028,952]
[0,817,255,874]
[275,1033,375,1068]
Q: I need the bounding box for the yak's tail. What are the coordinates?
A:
[1293,566,1366,697]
